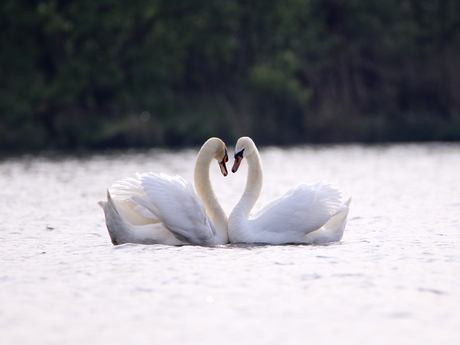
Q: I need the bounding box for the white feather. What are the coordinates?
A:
[229,137,351,244]
[98,138,229,246]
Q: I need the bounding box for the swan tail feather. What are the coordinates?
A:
[102,190,133,245]
[312,197,351,243]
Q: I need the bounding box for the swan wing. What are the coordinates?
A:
[109,176,160,225]
[131,172,218,245]
[100,190,184,245]
[303,197,352,244]
[249,181,342,243]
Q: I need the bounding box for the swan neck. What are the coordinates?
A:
[233,147,263,219]
[194,148,228,243]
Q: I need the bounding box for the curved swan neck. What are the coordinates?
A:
[232,145,263,219]
[194,145,228,243]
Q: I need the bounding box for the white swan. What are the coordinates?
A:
[228,136,351,244]
[98,137,229,245]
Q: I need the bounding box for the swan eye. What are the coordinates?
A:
[234,149,244,159]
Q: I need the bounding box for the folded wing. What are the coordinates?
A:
[249,181,342,243]
[132,172,218,245]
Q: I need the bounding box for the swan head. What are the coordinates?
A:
[232,136,255,173]
[203,137,229,176]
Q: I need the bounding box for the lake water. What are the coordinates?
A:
[1,143,459,344]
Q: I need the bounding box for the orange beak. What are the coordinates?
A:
[218,149,229,177]
[232,155,243,173]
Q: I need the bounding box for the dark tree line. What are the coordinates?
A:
[1,0,460,150]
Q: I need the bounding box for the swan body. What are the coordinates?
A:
[98,137,229,245]
[228,136,351,244]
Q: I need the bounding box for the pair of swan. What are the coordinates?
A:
[99,137,351,245]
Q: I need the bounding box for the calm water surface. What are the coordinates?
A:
[1,143,459,344]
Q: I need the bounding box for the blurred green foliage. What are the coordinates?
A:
[1,0,460,150]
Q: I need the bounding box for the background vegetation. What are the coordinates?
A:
[1,0,460,150]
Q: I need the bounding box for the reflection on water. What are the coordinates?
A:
[1,143,460,344]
